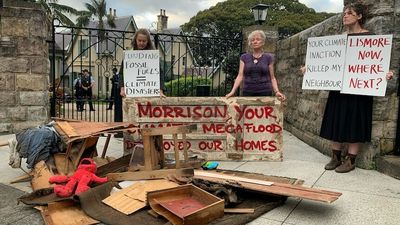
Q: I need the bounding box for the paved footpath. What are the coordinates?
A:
[1,130,399,225]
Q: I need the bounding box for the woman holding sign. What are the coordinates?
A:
[301,2,394,173]
[119,28,166,98]
[225,30,286,101]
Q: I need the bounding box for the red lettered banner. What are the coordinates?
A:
[123,97,283,161]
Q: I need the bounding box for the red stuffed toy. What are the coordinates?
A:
[49,158,108,197]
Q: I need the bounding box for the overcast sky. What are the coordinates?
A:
[58,0,343,29]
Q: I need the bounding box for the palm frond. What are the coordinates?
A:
[54,9,75,26]
[49,3,79,15]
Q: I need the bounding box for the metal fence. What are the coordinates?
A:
[50,22,243,122]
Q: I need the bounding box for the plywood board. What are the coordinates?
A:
[31,161,54,191]
[40,200,98,225]
[102,180,178,215]
[193,170,341,203]
[107,168,194,181]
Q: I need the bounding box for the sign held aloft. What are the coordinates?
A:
[123,50,160,97]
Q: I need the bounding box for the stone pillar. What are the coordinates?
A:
[0,0,50,133]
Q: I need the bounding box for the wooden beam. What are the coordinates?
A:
[193,170,341,203]
[194,170,273,186]
[107,168,194,181]
[224,208,255,214]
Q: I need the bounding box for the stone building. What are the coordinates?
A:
[0,0,50,133]
[277,0,400,169]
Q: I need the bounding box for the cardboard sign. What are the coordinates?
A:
[123,50,160,97]
[341,35,393,96]
[302,35,347,90]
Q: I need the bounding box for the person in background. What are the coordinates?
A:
[107,67,120,110]
[81,69,95,111]
[119,28,166,98]
[300,2,394,173]
[225,30,286,101]
[73,73,83,111]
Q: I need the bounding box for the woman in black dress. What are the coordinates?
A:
[301,2,394,173]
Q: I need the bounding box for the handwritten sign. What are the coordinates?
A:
[302,35,347,90]
[123,50,160,97]
[123,97,283,161]
[341,35,393,96]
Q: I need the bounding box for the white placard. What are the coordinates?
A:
[123,50,160,97]
[341,35,393,96]
[302,35,347,90]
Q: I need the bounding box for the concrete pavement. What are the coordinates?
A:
[1,130,400,225]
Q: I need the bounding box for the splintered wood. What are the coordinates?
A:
[53,119,137,142]
[194,170,342,203]
[102,180,179,215]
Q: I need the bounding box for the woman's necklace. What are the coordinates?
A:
[253,53,263,64]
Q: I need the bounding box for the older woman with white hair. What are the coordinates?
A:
[226,30,286,101]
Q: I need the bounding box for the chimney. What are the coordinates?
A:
[109,8,112,16]
[157,9,168,32]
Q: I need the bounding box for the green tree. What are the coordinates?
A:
[76,0,116,39]
[182,0,335,39]
[36,0,78,26]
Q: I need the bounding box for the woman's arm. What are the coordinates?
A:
[269,63,286,101]
[225,60,245,98]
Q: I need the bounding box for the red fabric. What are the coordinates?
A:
[49,158,108,197]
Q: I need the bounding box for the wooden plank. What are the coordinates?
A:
[141,124,196,136]
[31,161,54,191]
[193,172,341,203]
[101,134,112,158]
[10,173,32,184]
[54,153,75,176]
[224,208,255,214]
[0,139,9,147]
[57,121,78,137]
[107,168,194,181]
[44,200,98,225]
[173,134,180,169]
[102,180,179,215]
[96,154,132,177]
[143,135,153,171]
[194,170,273,186]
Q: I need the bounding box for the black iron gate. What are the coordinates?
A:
[50,20,243,122]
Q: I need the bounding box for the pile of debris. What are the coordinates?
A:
[4,120,341,225]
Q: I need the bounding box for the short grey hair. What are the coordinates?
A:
[247,30,266,48]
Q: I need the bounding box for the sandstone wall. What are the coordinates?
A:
[277,0,400,168]
[0,0,50,133]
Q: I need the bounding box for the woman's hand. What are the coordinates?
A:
[276,91,286,101]
[386,70,394,80]
[120,88,126,97]
[225,91,235,99]
[160,90,167,98]
[299,66,306,76]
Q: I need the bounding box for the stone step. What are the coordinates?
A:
[376,155,400,180]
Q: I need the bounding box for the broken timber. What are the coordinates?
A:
[107,168,194,181]
[193,170,341,203]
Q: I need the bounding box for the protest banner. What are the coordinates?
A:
[123,97,283,161]
[302,35,347,90]
[341,35,393,96]
[123,50,160,97]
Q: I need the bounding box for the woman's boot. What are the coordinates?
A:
[324,149,342,170]
[335,154,356,173]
